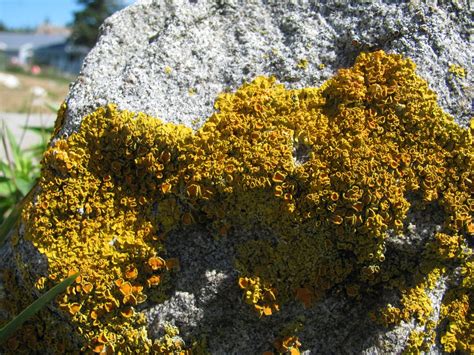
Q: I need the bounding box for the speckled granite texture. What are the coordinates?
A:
[62,0,472,135]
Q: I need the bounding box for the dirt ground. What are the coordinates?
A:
[0,72,72,114]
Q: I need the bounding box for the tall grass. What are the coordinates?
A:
[0,120,52,224]
[0,108,65,345]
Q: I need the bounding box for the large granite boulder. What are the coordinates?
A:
[1,0,472,354]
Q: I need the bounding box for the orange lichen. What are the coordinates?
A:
[148,256,166,271]
[238,276,280,317]
[2,50,471,353]
[439,289,473,353]
[273,335,302,355]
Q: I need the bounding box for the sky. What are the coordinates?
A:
[0,0,135,29]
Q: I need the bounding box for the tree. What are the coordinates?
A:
[70,0,125,48]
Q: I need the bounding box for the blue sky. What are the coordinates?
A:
[0,0,135,29]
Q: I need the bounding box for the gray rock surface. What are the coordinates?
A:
[2,0,472,353]
[62,0,473,138]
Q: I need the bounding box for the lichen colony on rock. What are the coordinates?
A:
[2,51,472,353]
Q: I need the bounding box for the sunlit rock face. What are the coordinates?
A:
[62,0,472,134]
[1,1,473,354]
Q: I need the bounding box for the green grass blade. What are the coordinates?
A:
[21,126,54,135]
[0,196,16,211]
[24,144,47,157]
[0,180,13,196]
[0,201,21,247]
[4,124,21,166]
[0,272,79,344]
[0,184,37,244]
[0,161,12,178]
[15,177,34,197]
[0,181,12,196]
[44,102,59,113]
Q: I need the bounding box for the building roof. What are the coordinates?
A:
[0,32,68,51]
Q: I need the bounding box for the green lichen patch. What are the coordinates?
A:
[2,50,473,353]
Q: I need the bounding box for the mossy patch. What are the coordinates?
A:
[1,51,473,353]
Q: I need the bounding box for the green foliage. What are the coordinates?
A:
[0,121,51,224]
[22,125,54,159]
[0,273,79,344]
[70,0,126,48]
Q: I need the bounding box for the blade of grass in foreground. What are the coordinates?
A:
[0,182,38,245]
[0,202,21,247]
[0,273,79,344]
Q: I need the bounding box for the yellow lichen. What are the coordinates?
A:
[439,291,473,353]
[3,50,472,352]
[272,335,302,355]
[403,328,435,354]
[448,64,466,78]
[151,324,187,354]
[297,58,308,70]
[238,276,279,317]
